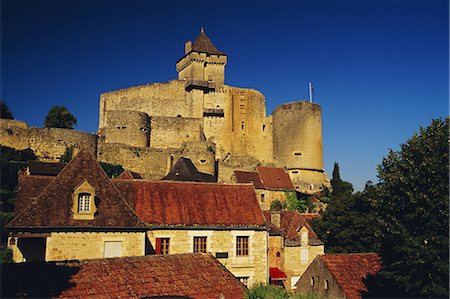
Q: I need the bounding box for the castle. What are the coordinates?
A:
[0,30,330,194]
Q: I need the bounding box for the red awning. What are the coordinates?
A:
[269,267,287,280]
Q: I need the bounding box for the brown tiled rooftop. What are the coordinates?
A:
[8,149,145,230]
[27,161,66,176]
[321,253,382,299]
[192,30,226,56]
[114,180,265,228]
[117,170,142,180]
[257,166,295,191]
[162,157,215,182]
[234,170,264,189]
[14,174,54,216]
[2,254,246,299]
[263,210,323,246]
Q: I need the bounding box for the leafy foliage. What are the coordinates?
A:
[0,101,13,119]
[286,191,307,212]
[0,246,13,264]
[312,182,381,254]
[99,162,124,178]
[59,146,74,163]
[330,162,353,198]
[270,199,285,211]
[245,283,323,299]
[44,105,77,129]
[367,118,449,298]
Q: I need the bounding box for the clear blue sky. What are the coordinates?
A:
[1,0,448,191]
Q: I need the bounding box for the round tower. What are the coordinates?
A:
[273,101,327,193]
[104,110,149,148]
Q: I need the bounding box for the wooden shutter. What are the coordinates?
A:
[155,238,161,254]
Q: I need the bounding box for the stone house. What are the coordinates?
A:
[295,253,382,299]
[2,253,246,298]
[112,179,269,288]
[263,210,325,290]
[7,149,147,262]
[234,166,296,210]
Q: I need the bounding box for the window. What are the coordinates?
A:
[324,279,329,290]
[300,247,309,263]
[72,180,96,220]
[236,236,249,256]
[241,122,245,130]
[310,277,315,287]
[193,236,207,253]
[238,277,249,287]
[300,230,308,245]
[156,238,170,255]
[104,241,122,258]
[260,193,265,202]
[78,193,90,213]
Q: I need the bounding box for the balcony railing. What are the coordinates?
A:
[203,108,224,117]
[185,79,216,91]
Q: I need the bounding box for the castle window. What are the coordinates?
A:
[262,124,266,131]
[293,152,302,156]
[240,104,245,113]
[72,180,97,220]
[241,122,245,130]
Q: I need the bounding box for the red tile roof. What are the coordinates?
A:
[263,210,323,246]
[234,170,264,189]
[257,167,295,191]
[14,174,54,216]
[321,253,382,299]
[113,180,265,228]
[8,149,145,230]
[2,254,246,299]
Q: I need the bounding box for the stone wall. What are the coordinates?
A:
[146,229,268,287]
[8,232,146,262]
[295,256,345,298]
[256,190,290,211]
[0,119,98,162]
[104,110,149,147]
[99,80,204,129]
[150,116,203,149]
[218,155,262,183]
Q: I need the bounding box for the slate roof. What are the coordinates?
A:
[27,161,66,176]
[162,157,215,182]
[14,174,54,216]
[320,253,382,299]
[263,210,324,246]
[191,30,226,56]
[8,149,145,230]
[234,167,295,191]
[113,180,265,228]
[1,254,246,299]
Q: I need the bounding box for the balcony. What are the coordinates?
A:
[204,108,224,117]
[185,79,216,92]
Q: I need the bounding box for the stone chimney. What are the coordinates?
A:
[185,41,192,54]
[271,212,281,227]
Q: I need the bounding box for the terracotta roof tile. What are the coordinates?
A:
[114,180,265,228]
[257,167,295,191]
[321,253,382,299]
[8,149,145,230]
[263,210,323,246]
[234,170,264,189]
[117,170,142,180]
[14,174,54,216]
[2,254,246,299]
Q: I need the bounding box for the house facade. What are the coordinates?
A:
[295,253,382,299]
[264,210,324,290]
[7,150,146,262]
[113,179,269,287]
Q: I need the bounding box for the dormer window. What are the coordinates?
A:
[72,180,97,220]
[78,193,91,213]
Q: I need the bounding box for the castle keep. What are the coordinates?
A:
[1,30,330,194]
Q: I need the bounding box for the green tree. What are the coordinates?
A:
[366,118,449,298]
[44,105,77,129]
[330,162,353,198]
[99,162,124,178]
[286,191,307,212]
[245,283,322,299]
[312,182,381,254]
[0,101,13,119]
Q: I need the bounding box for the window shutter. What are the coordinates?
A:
[155,238,161,254]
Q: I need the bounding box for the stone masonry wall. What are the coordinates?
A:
[104,110,149,148]
[150,116,203,149]
[0,119,98,162]
[146,229,268,287]
[8,232,145,262]
[99,80,204,129]
[285,244,324,290]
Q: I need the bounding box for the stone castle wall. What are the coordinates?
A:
[150,116,203,149]
[0,119,98,162]
[99,80,204,129]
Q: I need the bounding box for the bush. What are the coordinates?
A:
[245,283,323,299]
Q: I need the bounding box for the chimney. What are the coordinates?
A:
[185,41,192,54]
[271,212,281,227]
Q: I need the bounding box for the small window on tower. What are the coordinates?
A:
[241,122,245,130]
